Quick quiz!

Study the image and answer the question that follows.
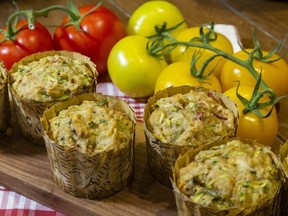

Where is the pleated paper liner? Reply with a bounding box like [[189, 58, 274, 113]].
[[8, 50, 98, 145], [40, 93, 136, 199], [143, 85, 239, 188], [0, 61, 10, 136], [279, 141, 288, 216], [172, 138, 285, 216]]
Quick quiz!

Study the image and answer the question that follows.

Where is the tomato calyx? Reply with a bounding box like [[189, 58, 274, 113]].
[[30, 1, 97, 29], [147, 22, 219, 82], [241, 31, 287, 64], [57, 1, 102, 30], [0, 7, 56, 42], [146, 21, 186, 57], [235, 72, 286, 118], [198, 23, 218, 43], [0, 10, 34, 42], [147, 23, 224, 84]]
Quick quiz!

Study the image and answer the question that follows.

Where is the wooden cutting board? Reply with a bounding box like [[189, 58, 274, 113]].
[[0, 122, 177, 216], [1, 99, 287, 216]]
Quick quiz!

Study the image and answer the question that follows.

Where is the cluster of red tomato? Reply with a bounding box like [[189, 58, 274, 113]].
[[0, 4, 126, 74]]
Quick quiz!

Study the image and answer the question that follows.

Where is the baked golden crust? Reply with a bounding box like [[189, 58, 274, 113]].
[[11, 54, 96, 102], [177, 139, 281, 209], [49, 100, 133, 153], [148, 89, 235, 147]]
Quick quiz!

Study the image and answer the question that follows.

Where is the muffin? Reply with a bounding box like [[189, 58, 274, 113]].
[[143, 85, 238, 187], [0, 61, 10, 136], [8, 50, 98, 145], [172, 138, 284, 216], [279, 141, 288, 216], [40, 93, 135, 199]]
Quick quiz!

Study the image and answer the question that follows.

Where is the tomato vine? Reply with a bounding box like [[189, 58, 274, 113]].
[[1, 1, 103, 41], [146, 22, 288, 118]]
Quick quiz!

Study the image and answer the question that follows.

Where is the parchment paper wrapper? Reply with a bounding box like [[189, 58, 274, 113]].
[[143, 85, 238, 187], [279, 141, 288, 216], [172, 138, 285, 216], [0, 62, 10, 136], [8, 50, 98, 145], [40, 93, 136, 199]]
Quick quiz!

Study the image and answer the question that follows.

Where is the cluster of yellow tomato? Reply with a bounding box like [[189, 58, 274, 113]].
[[107, 0, 288, 147]]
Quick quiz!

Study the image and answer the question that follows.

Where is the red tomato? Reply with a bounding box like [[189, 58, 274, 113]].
[[53, 5, 126, 74], [0, 20, 54, 70]]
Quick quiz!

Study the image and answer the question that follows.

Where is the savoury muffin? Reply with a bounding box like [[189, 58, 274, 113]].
[[0, 61, 10, 136], [143, 85, 238, 187], [279, 141, 288, 216], [9, 50, 98, 145], [148, 88, 235, 147], [41, 93, 135, 199], [172, 138, 284, 216]]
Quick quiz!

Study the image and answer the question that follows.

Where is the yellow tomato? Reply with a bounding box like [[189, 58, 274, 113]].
[[170, 27, 233, 79], [108, 35, 167, 98], [127, 1, 188, 37], [224, 85, 278, 147], [154, 61, 222, 93], [220, 49, 288, 97]]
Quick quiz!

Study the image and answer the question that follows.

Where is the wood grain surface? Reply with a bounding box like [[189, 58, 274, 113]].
[[0, 122, 178, 216], [0, 115, 286, 216], [0, 0, 288, 215]]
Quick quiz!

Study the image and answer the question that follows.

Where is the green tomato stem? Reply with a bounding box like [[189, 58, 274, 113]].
[[1, 1, 103, 41], [151, 39, 270, 90], [146, 22, 286, 118], [2, 5, 74, 40]]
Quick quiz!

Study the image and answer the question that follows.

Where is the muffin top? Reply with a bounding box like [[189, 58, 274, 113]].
[[10, 54, 96, 102], [148, 89, 235, 147], [177, 139, 280, 209], [49, 99, 133, 154]]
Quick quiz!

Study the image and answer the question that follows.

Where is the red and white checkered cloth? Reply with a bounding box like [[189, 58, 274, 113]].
[[96, 75, 148, 122], [0, 24, 240, 216], [0, 186, 65, 216]]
